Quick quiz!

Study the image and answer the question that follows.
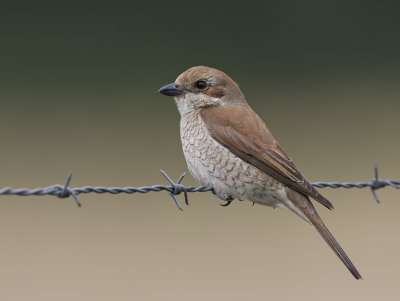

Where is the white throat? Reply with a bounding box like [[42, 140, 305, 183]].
[[174, 93, 221, 116]]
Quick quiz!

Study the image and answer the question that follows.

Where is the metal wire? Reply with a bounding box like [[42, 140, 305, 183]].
[[0, 166, 398, 210]]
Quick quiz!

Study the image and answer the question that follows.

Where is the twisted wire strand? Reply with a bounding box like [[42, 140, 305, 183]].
[[0, 167, 398, 210], [312, 180, 400, 189]]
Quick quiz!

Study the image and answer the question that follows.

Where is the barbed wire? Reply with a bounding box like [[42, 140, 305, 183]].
[[0, 166, 398, 210]]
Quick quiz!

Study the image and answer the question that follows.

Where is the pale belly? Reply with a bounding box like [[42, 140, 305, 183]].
[[180, 111, 285, 209]]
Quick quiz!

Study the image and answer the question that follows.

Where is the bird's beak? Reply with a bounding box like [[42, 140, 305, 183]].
[[158, 83, 186, 96]]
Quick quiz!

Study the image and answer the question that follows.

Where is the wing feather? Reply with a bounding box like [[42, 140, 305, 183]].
[[200, 105, 333, 209]]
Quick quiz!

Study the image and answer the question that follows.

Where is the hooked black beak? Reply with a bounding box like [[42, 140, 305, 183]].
[[158, 83, 186, 96]]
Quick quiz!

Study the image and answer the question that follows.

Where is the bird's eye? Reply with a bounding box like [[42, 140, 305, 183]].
[[195, 80, 208, 89]]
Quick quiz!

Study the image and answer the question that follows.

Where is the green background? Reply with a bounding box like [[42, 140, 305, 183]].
[[0, 1, 399, 300]]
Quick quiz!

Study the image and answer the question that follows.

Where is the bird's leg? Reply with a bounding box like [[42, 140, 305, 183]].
[[220, 196, 234, 207]]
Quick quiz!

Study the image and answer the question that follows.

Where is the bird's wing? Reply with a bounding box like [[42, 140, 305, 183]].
[[200, 105, 333, 209]]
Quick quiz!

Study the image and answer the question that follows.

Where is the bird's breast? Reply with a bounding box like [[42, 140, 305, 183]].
[[180, 110, 216, 187], [179, 110, 284, 207]]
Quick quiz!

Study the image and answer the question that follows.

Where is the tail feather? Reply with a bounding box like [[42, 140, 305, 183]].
[[286, 188, 362, 280]]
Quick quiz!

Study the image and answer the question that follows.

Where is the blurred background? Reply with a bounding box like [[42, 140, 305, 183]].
[[0, 1, 399, 300]]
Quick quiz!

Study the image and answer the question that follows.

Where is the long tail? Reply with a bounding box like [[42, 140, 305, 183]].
[[285, 187, 362, 279]]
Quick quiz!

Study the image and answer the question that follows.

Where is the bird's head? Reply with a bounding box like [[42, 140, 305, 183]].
[[158, 66, 246, 116]]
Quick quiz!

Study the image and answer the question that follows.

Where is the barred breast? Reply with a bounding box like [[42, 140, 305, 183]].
[[180, 110, 284, 208]]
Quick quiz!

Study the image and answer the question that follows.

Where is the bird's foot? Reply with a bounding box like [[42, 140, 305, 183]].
[[220, 196, 234, 207]]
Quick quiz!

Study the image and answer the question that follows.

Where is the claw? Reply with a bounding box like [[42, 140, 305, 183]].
[[220, 196, 234, 207], [220, 200, 233, 207]]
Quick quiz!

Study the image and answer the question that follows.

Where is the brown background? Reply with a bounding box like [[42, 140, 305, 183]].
[[0, 1, 399, 300]]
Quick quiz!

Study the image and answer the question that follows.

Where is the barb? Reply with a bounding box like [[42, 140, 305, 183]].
[[312, 166, 399, 203], [0, 166, 398, 209], [58, 172, 82, 207]]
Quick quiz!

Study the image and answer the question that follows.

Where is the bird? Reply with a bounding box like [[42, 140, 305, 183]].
[[158, 66, 362, 279]]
